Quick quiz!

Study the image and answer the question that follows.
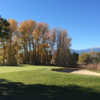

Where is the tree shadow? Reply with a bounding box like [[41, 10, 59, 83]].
[[0, 79, 99, 99], [52, 67, 81, 73]]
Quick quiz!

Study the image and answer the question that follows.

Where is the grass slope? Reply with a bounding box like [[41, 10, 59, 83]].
[[0, 65, 100, 99]]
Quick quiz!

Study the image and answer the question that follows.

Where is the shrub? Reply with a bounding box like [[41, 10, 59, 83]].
[[78, 53, 91, 65]]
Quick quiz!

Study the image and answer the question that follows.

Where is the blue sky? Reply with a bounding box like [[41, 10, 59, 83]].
[[0, 0, 100, 49]]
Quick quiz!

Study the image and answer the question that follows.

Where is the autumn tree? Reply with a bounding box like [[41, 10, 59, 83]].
[[48, 29, 56, 64], [55, 29, 71, 66], [32, 22, 49, 64], [19, 20, 36, 64], [7, 19, 18, 65]]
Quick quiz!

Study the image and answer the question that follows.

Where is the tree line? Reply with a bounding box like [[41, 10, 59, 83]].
[[78, 52, 100, 70], [79, 52, 100, 65], [0, 16, 78, 66]]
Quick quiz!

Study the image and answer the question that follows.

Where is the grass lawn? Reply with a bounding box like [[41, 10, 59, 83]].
[[0, 65, 100, 99]]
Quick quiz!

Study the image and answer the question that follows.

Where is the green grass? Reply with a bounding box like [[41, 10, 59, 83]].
[[0, 65, 100, 99]]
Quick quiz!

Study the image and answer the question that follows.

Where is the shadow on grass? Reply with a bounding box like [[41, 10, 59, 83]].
[[0, 79, 99, 100], [52, 67, 81, 73]]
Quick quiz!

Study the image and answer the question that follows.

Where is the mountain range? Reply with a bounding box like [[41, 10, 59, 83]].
[[72, 47, 100, 54]]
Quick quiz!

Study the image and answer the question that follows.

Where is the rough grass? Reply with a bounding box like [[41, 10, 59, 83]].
[[0, 65, 100, 99]]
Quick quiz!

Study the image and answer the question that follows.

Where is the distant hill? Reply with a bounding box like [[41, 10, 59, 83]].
[[72, 47, 100, 54]]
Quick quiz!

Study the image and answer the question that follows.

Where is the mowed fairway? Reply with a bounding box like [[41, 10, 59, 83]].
[[0, 65, 100, 99]]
